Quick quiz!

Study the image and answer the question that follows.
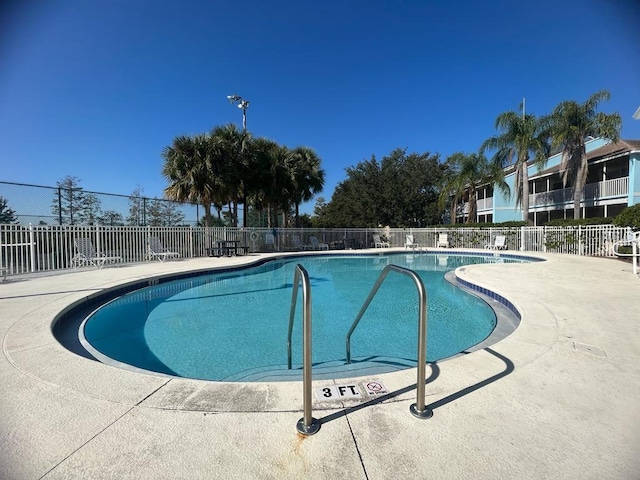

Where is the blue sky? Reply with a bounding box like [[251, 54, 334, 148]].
[[1, 0, 639, 215]]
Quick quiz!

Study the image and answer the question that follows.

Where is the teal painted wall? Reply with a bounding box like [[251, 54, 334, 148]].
[[629, 151, 640, 206], [493, 170, 521, 222]]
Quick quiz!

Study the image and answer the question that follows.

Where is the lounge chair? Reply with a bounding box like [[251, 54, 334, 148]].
[[372, 234, 390, 248], [437, 233, 449, 248], [147, 236, 180, 262], [72, 238, 123, 269], [309, 236, 329, 250], [405, 234, 422, 250], [291, 235, 304, 251], [485, 235, 507, 250]]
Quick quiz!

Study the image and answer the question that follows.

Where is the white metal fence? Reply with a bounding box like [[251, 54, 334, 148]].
[[0, 223, 633, 278]]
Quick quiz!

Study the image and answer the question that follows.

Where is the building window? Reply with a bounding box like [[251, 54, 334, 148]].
[[607, 204, 626, 217], [605, 157, 629, 180], [585, 206, 605, 218]]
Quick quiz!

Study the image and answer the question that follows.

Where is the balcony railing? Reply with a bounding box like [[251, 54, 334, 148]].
[[460, 197, 494, 214], [530, 176, 628, 207]]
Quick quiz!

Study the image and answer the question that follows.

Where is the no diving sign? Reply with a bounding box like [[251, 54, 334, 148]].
[[364, 381, 388, 396]]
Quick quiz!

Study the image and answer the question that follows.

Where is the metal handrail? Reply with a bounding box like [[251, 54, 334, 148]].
[[345, 264, 433, 419], [613, 230, 640, 275], [287, 264, 320, 435]]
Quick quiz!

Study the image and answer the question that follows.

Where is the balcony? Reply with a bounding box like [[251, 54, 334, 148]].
[[460, 197, 493, 215], [529, 177, 628, 208]]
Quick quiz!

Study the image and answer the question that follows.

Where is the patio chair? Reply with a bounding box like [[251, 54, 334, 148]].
[[72, 238, 123, 269], [405, 234, 422, 250], [309, 236, 329, 250], [437, 233, 449, 248], [372, 234, 390, 248], [147, 236, 180, 262], [291, 234, 304, 251], [485, 235, 507, 250]]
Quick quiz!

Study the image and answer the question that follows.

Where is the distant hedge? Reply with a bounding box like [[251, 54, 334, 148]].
[[437, 221, 526, 228], [543, 217, 614, 227]]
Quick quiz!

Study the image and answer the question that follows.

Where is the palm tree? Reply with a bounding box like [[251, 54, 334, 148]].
[[210, 123, 251, 227], [481, 109, 550, 223], [440, 152, 509, 224], [288, 146, 325, 227], [438, 155, 467, 224], [547, 91, 622, 219], [250, 138, 292, 227], [162, 134, 217, 227]]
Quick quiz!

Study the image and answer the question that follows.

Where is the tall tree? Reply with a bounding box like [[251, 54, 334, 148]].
[[438, 155, 467, 224], [99, 211, 124, 226], [127, 187, 145, 226], [548, 90, 622, 219], [481, 108, 549, 223], [0, 196, 18, 224], [50, 176, 99, 225], [249, 138, 292, 227], [162, 134, 216, 227], [210, 123, 251, 227], [323, 149, 444, 227], [288, 146, 325, 227], [445, 152, 509, 224]]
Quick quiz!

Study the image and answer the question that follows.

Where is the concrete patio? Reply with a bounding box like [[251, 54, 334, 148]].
[[1, 250, 639, 479]]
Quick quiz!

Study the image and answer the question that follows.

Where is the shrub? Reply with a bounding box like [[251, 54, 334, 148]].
[[614, 204, 640, 230]]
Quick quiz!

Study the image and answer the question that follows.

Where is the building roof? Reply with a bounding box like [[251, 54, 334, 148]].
[[529, 139, 640, 180], [586, 139, 640, 161]]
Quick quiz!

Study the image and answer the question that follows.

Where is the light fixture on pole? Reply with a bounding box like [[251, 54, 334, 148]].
[[227, 94, 250, 131]]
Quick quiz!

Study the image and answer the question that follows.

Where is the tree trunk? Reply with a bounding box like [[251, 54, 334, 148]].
[[573, 165, 585, 220], [203, 203, 212, 227], [450, 200, 457, 225], [468, 189, 477, 224], [521, 161, 529, 223]]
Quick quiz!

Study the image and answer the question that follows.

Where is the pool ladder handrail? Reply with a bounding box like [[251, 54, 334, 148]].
[[345, 264, 433, 419], [287, 264, 320, 435], [612, 230, 640, 275]]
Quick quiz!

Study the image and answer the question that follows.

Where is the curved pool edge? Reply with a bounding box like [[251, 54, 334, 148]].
[[3, 249, 557, 413]]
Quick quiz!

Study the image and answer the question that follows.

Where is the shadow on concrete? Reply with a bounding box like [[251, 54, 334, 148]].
[[318, 347, 513, 426]]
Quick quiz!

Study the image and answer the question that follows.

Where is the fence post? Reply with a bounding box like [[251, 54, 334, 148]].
[[189, 225, 194, 258], [29, 223, 36, 273], [57, 188, 63, 225], [520, 226, 525, 251]]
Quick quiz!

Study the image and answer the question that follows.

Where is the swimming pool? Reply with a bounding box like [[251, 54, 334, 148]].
[[80, 253, 525, 381]]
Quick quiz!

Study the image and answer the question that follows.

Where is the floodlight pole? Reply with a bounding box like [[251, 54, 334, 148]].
[[227, 94, 250, 228], [227, 94, 249, 132]]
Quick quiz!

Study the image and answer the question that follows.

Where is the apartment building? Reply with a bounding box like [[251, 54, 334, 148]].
[[471, 138, 640, 225]]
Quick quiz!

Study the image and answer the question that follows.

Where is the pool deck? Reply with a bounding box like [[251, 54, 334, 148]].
[[1, 249, 640, 479]]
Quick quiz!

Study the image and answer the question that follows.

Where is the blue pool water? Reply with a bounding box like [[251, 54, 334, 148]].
[[82, 253, 523, 381]]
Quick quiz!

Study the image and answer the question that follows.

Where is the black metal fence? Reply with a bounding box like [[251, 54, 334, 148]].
[[0, 180, 202, 226]]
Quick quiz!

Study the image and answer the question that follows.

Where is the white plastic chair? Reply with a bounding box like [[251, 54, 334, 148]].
[[147, 236, 180, 262], [437, 233, 449, 248], [405, 235, 421, 250], [309, 236, 329, 250], [373, 234, 390, 248], [72, 238, 123, 269], [485, 235, 507, 250]]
